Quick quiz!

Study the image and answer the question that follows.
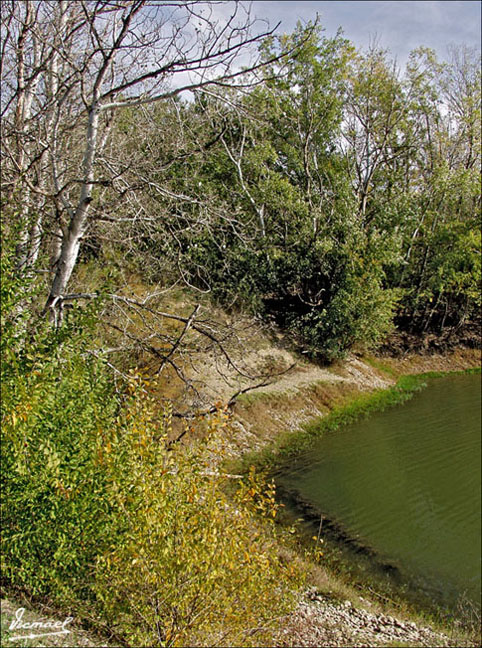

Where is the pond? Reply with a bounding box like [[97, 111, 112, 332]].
[[277, 373, 481, 609]]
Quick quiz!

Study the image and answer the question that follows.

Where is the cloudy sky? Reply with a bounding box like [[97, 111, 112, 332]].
[[250, 1, 481, 65]]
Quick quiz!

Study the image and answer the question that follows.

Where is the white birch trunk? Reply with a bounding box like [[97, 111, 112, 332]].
[[14, 1, 42, 269], [45, 105, 100, 315]]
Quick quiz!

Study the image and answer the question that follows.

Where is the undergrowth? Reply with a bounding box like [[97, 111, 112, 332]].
[[1, 249, 305, 647]]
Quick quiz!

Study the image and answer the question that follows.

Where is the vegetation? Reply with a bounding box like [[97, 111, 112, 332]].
[[1, 1, 480, 646], [2, 5, 480, 357], [235, 367, 481, 476], [1, 252, 304, 646], [105, 27, 480, 360]]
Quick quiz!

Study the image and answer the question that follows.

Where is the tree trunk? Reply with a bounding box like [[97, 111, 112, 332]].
[[44, 105, 100, 319]]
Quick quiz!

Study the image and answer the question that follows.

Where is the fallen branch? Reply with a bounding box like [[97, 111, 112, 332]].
[[168, 362, 296, 447]]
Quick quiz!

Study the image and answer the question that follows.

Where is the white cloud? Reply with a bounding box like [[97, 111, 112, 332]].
[[250, 0, 481, 65]]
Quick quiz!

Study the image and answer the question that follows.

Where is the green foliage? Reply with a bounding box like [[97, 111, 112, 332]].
[[105, 29, 479, 356], [389, 47, 482, 333], [1, 249, 304, 646], [1, 249, 119, 599], [95, 403, 303, 646], [168, 26, 398, 361]]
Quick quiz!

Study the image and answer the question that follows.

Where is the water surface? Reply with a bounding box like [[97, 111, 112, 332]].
[[278, 373, 481, 607]]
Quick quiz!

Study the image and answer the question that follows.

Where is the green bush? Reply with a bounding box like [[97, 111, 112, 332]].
[[184, 228, 396, 362], [1, 250, 304, 646], [1, 250, 119, 599]]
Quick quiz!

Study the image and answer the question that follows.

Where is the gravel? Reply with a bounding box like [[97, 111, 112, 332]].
[[275, 588, 458, 647]]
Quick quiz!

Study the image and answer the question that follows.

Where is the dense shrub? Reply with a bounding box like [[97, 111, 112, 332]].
[[1, 250, 304, 646], [1, 250, 120, 598], [94, 401, 302, 646], [184, 225, 396, 362]]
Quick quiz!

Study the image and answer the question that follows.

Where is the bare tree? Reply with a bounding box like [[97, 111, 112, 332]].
[[1, 0, 289, 320]]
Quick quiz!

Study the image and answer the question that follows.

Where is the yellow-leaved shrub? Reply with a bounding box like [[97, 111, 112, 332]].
[[2, 246, 304, 647], [94, 383, 304, 647]]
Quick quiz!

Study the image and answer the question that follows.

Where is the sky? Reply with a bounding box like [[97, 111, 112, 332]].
[[249, 0, 481, 66]]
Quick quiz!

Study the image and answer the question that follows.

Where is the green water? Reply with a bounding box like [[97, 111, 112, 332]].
[[278, 373, 481, 607]]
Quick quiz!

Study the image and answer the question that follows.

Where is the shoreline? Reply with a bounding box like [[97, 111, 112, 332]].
[[2, 345, 480, 647], [233, 364, 481, 474], [227, 352, 481, 645]]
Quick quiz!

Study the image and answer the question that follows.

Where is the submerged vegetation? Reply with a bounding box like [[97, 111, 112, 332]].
[[1, 1, 480, 645]]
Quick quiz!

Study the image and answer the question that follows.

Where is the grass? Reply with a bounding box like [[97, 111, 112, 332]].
[[363, 355, 399, 377], [0, 612, 16, 647], [234, 367, 481, 476]]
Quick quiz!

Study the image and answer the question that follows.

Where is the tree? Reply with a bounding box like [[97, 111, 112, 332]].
[[341, 45, 412, 227], [392, 46, 481, 334], [160, 25, 398, 359], [1, 0, 290, 321]]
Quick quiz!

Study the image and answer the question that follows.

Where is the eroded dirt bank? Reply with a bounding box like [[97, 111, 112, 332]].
[[222, 346, 481, 456], [215, 344, 481, 648]]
